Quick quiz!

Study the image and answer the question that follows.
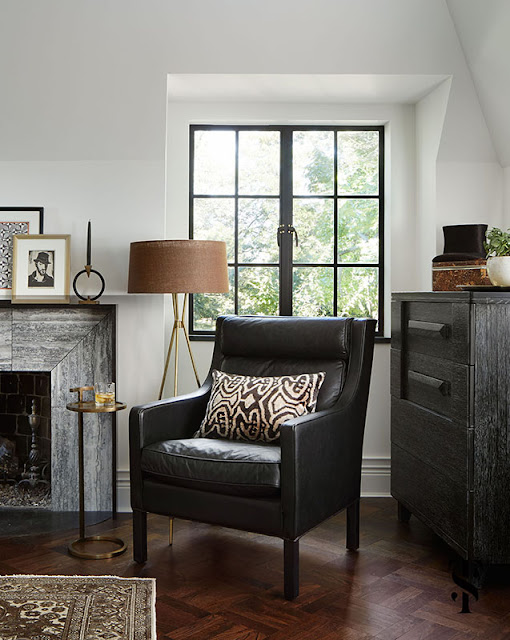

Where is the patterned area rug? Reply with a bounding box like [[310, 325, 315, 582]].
[[0, 574, 156, 639]]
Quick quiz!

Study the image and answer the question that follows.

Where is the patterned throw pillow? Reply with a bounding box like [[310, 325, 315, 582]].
[[196, 369, 326, 443]]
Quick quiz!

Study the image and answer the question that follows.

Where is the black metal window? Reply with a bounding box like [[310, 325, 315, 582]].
[[190, 125, 384, 336]]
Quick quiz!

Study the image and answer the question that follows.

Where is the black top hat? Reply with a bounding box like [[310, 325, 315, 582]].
[[432, 224, 488, 263], [34, 251, 51, 264]]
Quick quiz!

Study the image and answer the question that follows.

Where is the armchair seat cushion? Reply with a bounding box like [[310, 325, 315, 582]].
[[140, 438, 281, 497]]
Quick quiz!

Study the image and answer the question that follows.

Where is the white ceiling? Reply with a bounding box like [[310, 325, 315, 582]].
[[447, 0, 510, 167], [168, 74, 449, 105], [169, 1, 510, 169]]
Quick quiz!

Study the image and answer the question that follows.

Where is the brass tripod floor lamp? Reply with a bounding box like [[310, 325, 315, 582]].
[[128, 240, 229, 399]]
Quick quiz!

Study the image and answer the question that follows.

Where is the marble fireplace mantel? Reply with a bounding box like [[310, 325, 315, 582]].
[[0, 303, 116, 511]]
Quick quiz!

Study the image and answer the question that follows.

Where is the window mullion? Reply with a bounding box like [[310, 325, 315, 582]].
[[334, 131, 338, 316], [279, 128, 293, 316], [234, 129, 239, 315]]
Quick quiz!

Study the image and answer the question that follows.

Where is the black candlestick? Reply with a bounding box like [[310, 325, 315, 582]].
[[73, 220, 105, 304], [87, 220, 91, 266]]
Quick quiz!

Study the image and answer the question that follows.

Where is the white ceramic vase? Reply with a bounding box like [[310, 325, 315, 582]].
[[487, 256, 510, 286]]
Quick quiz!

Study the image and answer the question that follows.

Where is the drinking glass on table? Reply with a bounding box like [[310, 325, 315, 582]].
[[94, 382, 115, 406]]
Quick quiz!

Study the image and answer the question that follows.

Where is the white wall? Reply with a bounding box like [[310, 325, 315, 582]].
[[504, 168, 510, 225], [447, 0, 510, 167], [436, 163, 503, 244], [415, 80, 451, 289], [0, 0, 503, 507]]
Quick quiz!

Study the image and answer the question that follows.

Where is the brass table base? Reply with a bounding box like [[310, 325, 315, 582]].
[[68, 535, 127, 560]]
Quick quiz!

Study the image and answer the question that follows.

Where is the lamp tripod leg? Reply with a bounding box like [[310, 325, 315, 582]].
[[159, 321, 177, 401], [173, 294, 180, 397], [158, 293, 201, 399], [168, 517, 174, 546], [181, 295, 200, 387]]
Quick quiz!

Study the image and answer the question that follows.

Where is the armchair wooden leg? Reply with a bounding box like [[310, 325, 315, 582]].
[[346, 498, 360, 551], [284, 539, 299, 600], [133, 509, 147, 563], [168, 517, 174, 546]]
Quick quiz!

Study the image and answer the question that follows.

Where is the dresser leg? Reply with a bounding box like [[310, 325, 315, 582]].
[[463, 560, 487, 589], [397, 501, 412, 523]]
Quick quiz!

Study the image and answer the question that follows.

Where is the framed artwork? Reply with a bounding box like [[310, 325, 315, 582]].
[[12, 234, 70, 304], [0, 207, 44, 298]]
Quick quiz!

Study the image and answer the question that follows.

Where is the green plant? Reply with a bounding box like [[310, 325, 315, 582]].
[[485, 227, 510, 257]]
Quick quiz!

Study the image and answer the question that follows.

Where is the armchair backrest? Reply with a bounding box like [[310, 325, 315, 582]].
[[210, 316, 357, 411]]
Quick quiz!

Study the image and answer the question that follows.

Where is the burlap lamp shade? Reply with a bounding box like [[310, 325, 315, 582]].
[[128, 240, 229, 294], [128, 239, 229, 399]]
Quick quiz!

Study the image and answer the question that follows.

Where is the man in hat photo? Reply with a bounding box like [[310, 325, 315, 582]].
[[28, 250, 55, 287]]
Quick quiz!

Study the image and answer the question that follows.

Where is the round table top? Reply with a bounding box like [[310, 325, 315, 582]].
[[66, 401, 127, 414]]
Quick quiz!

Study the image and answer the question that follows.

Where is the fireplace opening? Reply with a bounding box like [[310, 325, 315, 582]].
[[0, 372, 51, 508]]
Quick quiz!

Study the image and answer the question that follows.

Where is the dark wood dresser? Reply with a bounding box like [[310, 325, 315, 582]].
[[391, 291, 510, 567]]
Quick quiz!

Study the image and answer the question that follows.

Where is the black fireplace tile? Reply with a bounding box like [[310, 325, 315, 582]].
[[1, 374, 18, 394], [39, 417, 50, 440], [19, 374, 35, 395], [40, 436, 51, 463], [6, 394, 24, 415], [0, 414, 16, 434], [17, 413, 31, 435], [41, 397, 51, 419], [35, 374, 49, 397], [14, 435, 28, 459], [0, 394, 6, 414]]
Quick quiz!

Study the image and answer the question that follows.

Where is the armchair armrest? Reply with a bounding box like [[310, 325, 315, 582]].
[[129, 385, 210, 510], [280, 397, 366, 540], [130, 385, 211, 450]]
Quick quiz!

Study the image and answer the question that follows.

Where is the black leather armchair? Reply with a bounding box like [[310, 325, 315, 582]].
[[130, 315, 376, 599]]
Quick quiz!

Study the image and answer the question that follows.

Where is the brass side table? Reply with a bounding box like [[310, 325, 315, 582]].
[[66, 386, 127, 559]]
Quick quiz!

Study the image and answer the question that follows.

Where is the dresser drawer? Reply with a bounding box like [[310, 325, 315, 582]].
[[404, 351, 470, 424], [392, 397, 470, 487], [404, 302, 471, 365], [391, 444, 469, 554]]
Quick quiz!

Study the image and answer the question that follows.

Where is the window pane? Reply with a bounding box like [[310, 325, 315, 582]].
[[238, 267, 279, 315], [238, 131, 280, 195], [338, 199, 379, 263], [293, 131, 334, 195], [194, 130, 235, 194], [338, 267, 378, 322], [337, 131, 379, 195], [238, 199, 279, 264], [293, 267, 334, 317], [293, 199, 334, 264], [193, 198, 235, 262], [193, 267, 235, 332]]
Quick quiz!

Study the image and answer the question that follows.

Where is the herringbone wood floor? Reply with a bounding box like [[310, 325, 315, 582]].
[[1, 498, 509, 639]]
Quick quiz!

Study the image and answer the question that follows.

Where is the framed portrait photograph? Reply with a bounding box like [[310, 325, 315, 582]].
[[0, 207, 44, 299], [12, 234, 70, 304]]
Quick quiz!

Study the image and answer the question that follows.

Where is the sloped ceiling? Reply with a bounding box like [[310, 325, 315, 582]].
[[447, 0, 510, 166]]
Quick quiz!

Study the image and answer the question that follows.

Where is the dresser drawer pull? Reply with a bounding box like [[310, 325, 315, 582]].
[[408, 370, 451, 396], [408, 319, 450, 338]]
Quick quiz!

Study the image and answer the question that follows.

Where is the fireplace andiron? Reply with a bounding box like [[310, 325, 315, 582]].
[[18, 400, 50, 494]]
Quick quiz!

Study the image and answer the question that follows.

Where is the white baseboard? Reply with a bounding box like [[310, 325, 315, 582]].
[[117, 470, 131, 513], [116, 457, 391, 513], [361, 457, 391, 497]]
